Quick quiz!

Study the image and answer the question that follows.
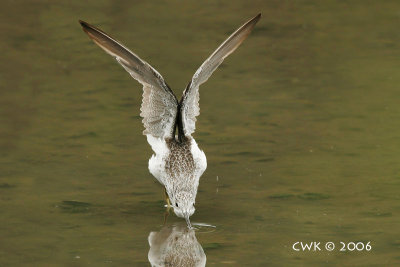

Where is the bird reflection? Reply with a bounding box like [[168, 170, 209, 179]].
[[148, 223, 206, 267]]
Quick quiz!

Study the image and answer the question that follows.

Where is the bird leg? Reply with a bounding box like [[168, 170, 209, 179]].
[[163, 208, 170, 225], [164, 187, 172, 208], [163, 188, 172, 225]]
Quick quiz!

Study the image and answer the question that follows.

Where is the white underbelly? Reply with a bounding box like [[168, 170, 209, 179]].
[[147, 135, 169, 185], [190, 138, 207, 177]]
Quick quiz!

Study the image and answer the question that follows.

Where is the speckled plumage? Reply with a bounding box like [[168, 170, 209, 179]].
[[148, 223, 206, 267], [165, 137, 195, 180], [147, 135, 206, 220], [79, 14, 260, 225]]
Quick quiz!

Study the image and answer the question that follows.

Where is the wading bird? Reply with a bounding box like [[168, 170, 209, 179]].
[[79, 13, 260, 228]]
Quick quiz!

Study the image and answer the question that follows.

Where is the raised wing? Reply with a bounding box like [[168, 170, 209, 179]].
[[180, 14, 261, 136], [79, 20, 178, 139]]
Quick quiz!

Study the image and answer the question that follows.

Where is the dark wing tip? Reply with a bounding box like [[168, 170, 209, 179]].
[[79, 20, 89, 28], [237, 14, 261, 36], [78, 20, 109, 40], [78, 20, 105, 34], [78, 20, 93, 35], [251, 13, 262, 25]]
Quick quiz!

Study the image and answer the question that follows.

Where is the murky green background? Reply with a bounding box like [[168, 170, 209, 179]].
[[1, 0, 400, 266]]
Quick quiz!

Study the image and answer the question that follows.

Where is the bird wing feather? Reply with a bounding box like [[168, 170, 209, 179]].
[[180, 14, 261, 136], [79, 20, 178, 139]]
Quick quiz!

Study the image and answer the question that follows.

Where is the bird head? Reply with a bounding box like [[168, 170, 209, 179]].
[[169, 190, 196, 227]]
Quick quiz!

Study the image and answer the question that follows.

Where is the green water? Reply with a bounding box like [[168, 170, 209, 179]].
[[1, 1, 400, 266]]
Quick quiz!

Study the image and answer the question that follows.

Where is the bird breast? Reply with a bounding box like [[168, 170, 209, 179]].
[[147, 135, 207, 186]]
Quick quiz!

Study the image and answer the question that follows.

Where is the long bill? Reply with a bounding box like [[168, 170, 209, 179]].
[[185, 216, 192, 229]]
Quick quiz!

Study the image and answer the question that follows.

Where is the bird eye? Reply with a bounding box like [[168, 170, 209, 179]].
[[175, 203, 178, 207]]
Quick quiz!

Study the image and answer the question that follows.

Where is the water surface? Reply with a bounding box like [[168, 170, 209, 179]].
[[1, 1, 400, 266]]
